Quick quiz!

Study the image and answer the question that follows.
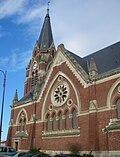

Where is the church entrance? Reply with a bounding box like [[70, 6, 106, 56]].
[[14, 141, 19, 151]]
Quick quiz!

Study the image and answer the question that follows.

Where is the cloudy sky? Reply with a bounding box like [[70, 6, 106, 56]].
[[0, 0, 120, 140]]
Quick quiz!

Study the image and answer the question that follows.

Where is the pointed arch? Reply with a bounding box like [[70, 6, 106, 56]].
[[41, 71, 81, 121], [116, 98, 120, 119], [72, 108, 78, 129], [70, 106, 78, 114], [65, 110, 69, 129], [45, 111, 51, 120], [16, 109, 28, 132], [57, 109, 63, 116], [58, 111, 62, 130], [46, 113, 50, 131], [52, 112, 56, 131], [107, 77, 120, 109], [16, 108, 28, 125]]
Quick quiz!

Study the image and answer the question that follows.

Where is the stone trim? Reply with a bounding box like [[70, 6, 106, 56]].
[[42, 128, 80, 138], [41, 71, 81, 121]]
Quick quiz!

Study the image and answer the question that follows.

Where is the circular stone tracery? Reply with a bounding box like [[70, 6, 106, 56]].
[[51, 83, 69, 107]]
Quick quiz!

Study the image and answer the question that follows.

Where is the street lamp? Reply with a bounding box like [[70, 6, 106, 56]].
[[0, 70, 7, 144]]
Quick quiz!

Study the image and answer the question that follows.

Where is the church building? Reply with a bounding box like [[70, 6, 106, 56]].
[[6, 8, 120, 156]]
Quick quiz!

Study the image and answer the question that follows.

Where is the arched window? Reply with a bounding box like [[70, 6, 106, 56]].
[[52, 113, 56, 131], [116, 98, 120, 119], [47, 114, 50, 131], [58, 112, 62, 130], [35, 70, 38, 85], [19, 119, 22, 131], [32, 72, 34, 87], [72, 109, 77, 129], [65, 110, 69, 129], [23, 118, 26, 131], [18, 111, 26, 132]]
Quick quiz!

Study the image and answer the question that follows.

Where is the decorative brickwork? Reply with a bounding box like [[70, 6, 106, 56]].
[[6, 9, 120, 157]]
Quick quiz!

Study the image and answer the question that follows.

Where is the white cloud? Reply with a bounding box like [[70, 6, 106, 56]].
[[0, 0, 120, 56], [16, 4, 45, 24], [51, 0, 120, 55], [0, 0, 28, 19], [0, 50, 31, 72]]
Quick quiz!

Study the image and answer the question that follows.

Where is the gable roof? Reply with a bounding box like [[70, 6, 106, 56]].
[[66, 50, 88, 74], [64, 41, 120, 76], [84, 41, 120, 74], [14, 41, 120, 106]]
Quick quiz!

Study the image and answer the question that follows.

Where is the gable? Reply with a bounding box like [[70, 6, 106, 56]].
[[38, 44, 89, 103], [41, 71, 81, 121]]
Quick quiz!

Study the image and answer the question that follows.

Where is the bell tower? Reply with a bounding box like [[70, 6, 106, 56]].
[[24, 8, 56, 95]]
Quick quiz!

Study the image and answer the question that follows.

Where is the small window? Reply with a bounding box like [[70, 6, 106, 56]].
[[116, 98, 120, 119], [35, 70, 38, 85], [58, 112, 62, 130], [52, 113, 56, 131], [72, 109, 77, 129], [65, 111, 69, 129], [47, 115, 50, 131]]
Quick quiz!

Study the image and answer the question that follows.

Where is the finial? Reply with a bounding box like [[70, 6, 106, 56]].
[[12, 89, 18, 106], [47, 0, 50, 15], [14, 89, 18, 101]]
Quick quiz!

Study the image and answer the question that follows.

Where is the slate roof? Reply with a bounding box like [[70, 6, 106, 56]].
[[66, 41, 120, 76], [66, 50, 88, 74], [15, 81, 43, 105], [17, 90, 34, 105], [38, 9, 54, 51], [84, 41, 120, 75]]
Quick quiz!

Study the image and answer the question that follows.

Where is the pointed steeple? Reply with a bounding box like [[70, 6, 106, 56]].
[[12, 89, 18, 106], [38, 7, 54, 51]]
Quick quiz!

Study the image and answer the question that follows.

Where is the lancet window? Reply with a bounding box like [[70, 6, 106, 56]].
[[47, 114, 50, 131], [52, 113, 56, 131], [72, 109, 77, 129], [31, 70, 38, 87], [58, 112, 62, 130], [18, 111, 26, 132], [45, 109, 78, 132], [65, 110, 69, 129], [116, 98, 120, 119]]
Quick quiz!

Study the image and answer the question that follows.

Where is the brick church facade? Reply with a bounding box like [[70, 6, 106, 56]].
[[6, 8, 120, 156]]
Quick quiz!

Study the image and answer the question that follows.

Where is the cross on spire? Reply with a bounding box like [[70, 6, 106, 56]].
[[47, 1, 50, 14]]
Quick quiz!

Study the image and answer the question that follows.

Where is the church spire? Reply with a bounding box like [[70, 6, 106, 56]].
[[24, 3, 56, 95], [12, 89, 18, 106], [38, 3, 54, 51]]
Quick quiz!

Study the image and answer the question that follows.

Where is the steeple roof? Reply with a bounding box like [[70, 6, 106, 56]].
[[38, 8, 54, 51], [13, 89, 18, 102]]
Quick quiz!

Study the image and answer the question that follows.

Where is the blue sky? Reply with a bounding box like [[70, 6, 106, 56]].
[[0, 0, 120, 141]]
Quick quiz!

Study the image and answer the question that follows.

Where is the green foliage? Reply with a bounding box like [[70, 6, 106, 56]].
[[69, 144, 80, 154], [29, 148, 51, 157], [82, 153, 94, 157], [29, 147, 41, 153]]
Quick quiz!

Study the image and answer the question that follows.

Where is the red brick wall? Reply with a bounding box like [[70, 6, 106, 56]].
[[6, 62, 120, 152]]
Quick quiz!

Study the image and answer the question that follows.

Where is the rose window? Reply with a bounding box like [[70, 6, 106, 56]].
[[52, 83, 69, 106]]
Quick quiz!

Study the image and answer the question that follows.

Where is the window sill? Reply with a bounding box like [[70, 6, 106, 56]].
[[42, 128, 80, 138], [13, 131, 28, 138], [103, 119, 120, 132]]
